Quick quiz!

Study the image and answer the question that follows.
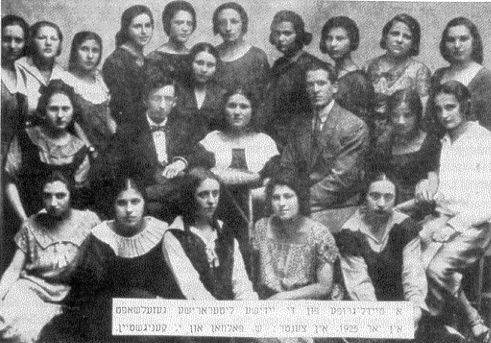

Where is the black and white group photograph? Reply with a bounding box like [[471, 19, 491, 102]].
[[0, 0, 490, 342]]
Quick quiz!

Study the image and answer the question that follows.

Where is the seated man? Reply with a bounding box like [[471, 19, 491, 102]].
[[416, 81, 491, 342], [280, 61, 369, 213]]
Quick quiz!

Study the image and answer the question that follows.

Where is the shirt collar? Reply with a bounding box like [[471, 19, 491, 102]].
[[316, 100, 335, 124], [146, 113, 168, 128]]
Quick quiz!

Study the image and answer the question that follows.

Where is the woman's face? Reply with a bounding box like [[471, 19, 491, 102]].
[[217, 8, 244, 43], [390, 102, 417, 136], [75, 39, 101, 72], [271, 185, 299, 221], [445, 25, 473, 64], [385, 21, 413, 58], [42, 180, 70, 218], [195, 178, 220, 221], [34, 25, 60, 61], [434, 92, 465, 131], [2, 24, 26, 64], [366, 179, 396, 219], [114, 188, 145, 232], [325, 26, 352, 60], [45, 93, 74, 132], [192, 51, 217, 84], [271, 21, 298, 56], [127, 13, 153, 48], [225, 93, 252, 130], [169, 10, 194, 44]]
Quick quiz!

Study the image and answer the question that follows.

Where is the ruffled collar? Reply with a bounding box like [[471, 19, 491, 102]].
[[15, 56, 68, 86], [67, 70, 110, 104], [27, 126, 86, 161], [92, 216, 168, 258]]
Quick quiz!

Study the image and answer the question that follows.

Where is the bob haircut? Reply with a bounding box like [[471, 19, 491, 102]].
[[68, 31, 103, 72], [387, 88, 423, 131], [179, 167, 221, 226], [320, 16, 360, 54], [27, 21, 63, 57], [269, 10, 312, 48], [365, 172, 399, 205], [115, 5, 154, 47], [265, 169, 310, 217], [439, 17, 483, 64], [162, 1, 196, 36], [212, 2, 248, 36], [2, 14, 30, 58], [380, 13, 420, 57], [336, 70, 375, 122], [305, 60, 337, 83], [36, 79, 81, 126], [222, 87, 259, 133], [427, 80, 473, 130]]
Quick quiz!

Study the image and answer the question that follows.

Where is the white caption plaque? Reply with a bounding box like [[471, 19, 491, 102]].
[[113, 299, 414, 339]]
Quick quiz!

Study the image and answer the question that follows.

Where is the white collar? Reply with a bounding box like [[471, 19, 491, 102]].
[[316, 100, 335, 124], [15, 56, 67, 86], [147, 113, 168, 128]]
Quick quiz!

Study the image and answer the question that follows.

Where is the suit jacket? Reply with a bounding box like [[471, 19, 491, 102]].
[[281, 102, 369, 211]]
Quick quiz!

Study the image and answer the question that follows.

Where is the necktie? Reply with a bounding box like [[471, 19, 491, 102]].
[[229, 148, 248, 170], [150, 125, 165, 133]]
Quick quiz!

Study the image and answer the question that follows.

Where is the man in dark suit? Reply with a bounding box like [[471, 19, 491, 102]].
[[281, 61, 369, 212]]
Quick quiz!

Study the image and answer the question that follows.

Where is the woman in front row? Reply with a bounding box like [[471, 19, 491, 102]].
[[335, 173, 427, 339]]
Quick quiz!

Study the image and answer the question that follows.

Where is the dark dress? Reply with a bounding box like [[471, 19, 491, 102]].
[[145, 50, 191, 84], [262, 50, 325, 149], [102, 47, 147, 127], [370, 132, 441, 203], [215, 46, 270, 103], [42, 218, 185, 343]]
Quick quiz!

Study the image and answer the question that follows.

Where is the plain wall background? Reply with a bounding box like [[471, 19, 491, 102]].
[[2, 1, 491, 72]]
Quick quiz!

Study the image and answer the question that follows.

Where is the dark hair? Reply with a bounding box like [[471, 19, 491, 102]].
[[41, 170, 73, 197], [115, 5, 154, 47], [143, 75, 175, 101], [380, 14, 420, 57], [68, 31, 102, 72], [36, 79, 81, 127], [265, 169, 310, 217], [427, 80, 473, 130], [111, 177, 146, 218], [320, 16, 359, 54], [387, 88, 423, 132], [365, 172, 398, 204], [162, 1, 196, 36], [27, 21, 63, 57], [269, 10, 312, 48], [439, 17, 483, 64], [179, 167, 221, 226], [213, 2, 248, 36], [2, 14, 30, 58], [336, 70, 375, 122], [305, 61, 337, 83], [188, 42, 220, 83], [222, 87, 259, 133]]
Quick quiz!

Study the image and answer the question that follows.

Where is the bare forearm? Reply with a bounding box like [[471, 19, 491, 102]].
[[277, 283, 331, 300], [211, 168, 261, 186], [5, 182, 27, 221]]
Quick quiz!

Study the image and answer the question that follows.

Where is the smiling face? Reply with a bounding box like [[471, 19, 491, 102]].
[[42, 180, 70, 218], [192, 50, 217, 84], [217, 8, 243, 43], [195, 178, 220, 221], [366, 179, 396, 220], [114, 188, 145, 233], [225, 93, 252, 131], [169, 10, 194, 44], [45, 93, 74, 133], [33, 25, 60, 61], [127, 13, 153, 48], [271, 21, 298, 56], [271, 184, 300, 221], [385, 21, 413, 58], [75, 39, 101, 72], [434, 92, 465, 131], [325, 26, 352, 60], [2, 24, 26, 64], [445, 25, 473, 64]]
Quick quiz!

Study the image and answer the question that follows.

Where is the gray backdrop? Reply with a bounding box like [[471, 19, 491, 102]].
[[2, 0, 491, 71]]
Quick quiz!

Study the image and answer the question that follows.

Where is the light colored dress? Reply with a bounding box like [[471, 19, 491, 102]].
[[0, 209, 100, 343]]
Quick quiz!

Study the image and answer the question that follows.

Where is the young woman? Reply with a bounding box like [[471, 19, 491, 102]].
[[163, 167, 257, 301], [46, 177, 184, 343], [1, 15, 28, 162], [335, 173, 426, 333], [370, 89, 441, 204], [4, 80, 91, 223], [102, 5, 154, 127], [365, 14, 431, 138], [263, 10, 324, 149], [0, 171, 100, 343], [320, 16, 360, 78], [176, 42, 227, 137], [430, 17, 491, 131], [213, 2, 269, 102], [146, 0, 196, 84], [68, 31, 116, 155]]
